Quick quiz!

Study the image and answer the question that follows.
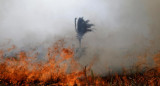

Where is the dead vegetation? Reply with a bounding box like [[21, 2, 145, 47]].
[[0, 40, 160, 86]]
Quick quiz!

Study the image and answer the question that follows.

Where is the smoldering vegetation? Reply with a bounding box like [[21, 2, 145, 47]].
[[0, 0, 160, 75]]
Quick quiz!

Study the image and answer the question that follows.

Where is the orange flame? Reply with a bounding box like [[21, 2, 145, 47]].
[[0, 40, 160, 85]]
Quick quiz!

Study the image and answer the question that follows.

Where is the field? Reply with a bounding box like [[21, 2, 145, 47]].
[[0, 40, 160, 86]]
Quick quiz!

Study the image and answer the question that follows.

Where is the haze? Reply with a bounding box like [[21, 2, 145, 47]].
[[0, 0, 160, 75]]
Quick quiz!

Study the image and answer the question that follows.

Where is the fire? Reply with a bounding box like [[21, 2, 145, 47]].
[[0, 40, 82, 85], [0, 40, 160, 85]]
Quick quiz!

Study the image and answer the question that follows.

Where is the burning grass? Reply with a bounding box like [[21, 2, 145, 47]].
[[0, 40, 160, 86]]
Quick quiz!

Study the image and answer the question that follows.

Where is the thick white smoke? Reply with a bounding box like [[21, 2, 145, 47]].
[[0, 0, 160, 75]]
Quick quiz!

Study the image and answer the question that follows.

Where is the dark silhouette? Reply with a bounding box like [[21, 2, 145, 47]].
[[75, 17, 94, 48]]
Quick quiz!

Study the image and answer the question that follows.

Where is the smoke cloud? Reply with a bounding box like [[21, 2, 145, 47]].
[[0, 0, 160, 75]]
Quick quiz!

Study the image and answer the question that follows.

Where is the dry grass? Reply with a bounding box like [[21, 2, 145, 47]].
[[0, 40, 160, 86]]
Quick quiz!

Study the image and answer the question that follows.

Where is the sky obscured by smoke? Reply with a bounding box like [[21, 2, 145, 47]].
[[0, 0, 160, 75]]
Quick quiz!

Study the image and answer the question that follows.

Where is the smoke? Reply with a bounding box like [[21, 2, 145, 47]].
[[0, 0, 160, 75]]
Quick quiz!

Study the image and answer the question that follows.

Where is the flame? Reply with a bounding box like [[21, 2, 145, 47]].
[[0, 40, 160, 85]]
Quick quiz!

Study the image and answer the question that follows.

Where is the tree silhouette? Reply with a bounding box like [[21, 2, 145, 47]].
[[75, 17, 94, 48]]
